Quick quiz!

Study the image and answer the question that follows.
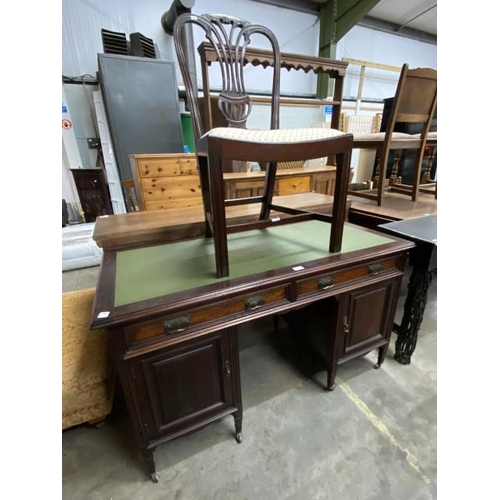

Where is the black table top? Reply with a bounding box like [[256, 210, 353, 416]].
[[378, 214, 437, 246]]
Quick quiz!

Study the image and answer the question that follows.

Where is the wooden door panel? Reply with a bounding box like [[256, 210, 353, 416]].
[[146, 343, 224, 428], [312, 173, 335, 195], [344, 281, 395, 355], [130, 332, 235, 440]]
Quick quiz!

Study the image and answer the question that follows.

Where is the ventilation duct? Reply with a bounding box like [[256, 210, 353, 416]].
[[130, 32, 157, 58], [161, 0, 195, 35], [101, 29, 129, 55]]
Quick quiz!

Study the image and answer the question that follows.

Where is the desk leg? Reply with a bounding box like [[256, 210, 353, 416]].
[[326, 362, 338, 391], [395, 245, 436, 365], [375, 344, 389, 369], [234, 411, 243, 443], [140, 448, 159, 483]]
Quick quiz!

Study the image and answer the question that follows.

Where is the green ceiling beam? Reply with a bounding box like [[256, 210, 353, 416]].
[[336, 0, 381, 40], [317, 0, 381, 98], [317, 0, 338, 98]]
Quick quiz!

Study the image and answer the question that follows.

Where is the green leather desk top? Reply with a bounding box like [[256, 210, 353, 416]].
[[114, 221, 395, 307]]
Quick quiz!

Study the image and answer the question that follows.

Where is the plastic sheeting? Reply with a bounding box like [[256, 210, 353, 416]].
[[62, 223, 103, 271]]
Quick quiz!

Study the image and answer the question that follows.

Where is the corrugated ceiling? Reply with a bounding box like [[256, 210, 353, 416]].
[[254, 1, 437, 39], [367, 0, 436, 35]]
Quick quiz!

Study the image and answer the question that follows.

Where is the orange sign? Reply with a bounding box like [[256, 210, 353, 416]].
[[62, 119, 72, 130]]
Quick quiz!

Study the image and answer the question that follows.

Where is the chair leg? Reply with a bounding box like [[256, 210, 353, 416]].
[[197, 155, 214, 237], [411, 147, 426, 202], [329, 150, 350, 252], [420, 150, 432, 184], [372, 155, 380, 189], [259, 161, 278, 220], [389, 150, 402, 185], [377, 147, 390, 206], [208, 156, 230, 278]]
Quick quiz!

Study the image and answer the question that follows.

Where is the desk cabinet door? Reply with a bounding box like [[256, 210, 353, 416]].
[[127, 329, 240, 442], [337, 278, 399, 359]]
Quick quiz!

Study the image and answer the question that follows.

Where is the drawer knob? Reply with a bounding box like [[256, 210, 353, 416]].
[[244, 295, 264, 310], [318, 276, 335, 290], [164, 315, 190, 333], [224, 360, 231, 377], [368, 263, 383, 275], [343, 316, 349, 334]]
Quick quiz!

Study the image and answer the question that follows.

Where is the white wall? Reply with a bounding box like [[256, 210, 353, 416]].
[[62, 0, 436, 105], [62, 0, 320, 96], [62, 0, 436, 180], [338, 25, 437, 102], [192, 0, 320, 96]]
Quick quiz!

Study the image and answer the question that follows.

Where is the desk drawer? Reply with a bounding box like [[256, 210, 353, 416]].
[[126, 284, 290, 346], [179, 158, 198, 174], [278, 176, 311, 195], [226, 180, 266, 199], [141, 175, 202, 202], [297, 258, 397, 299], [137, 158, 180, 177], [145, 197, 203, 210]]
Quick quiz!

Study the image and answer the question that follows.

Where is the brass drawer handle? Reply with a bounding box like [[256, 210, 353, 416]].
[[244, 295, 265, 310], [164, 316, 190, 333], [368, 263, 383, 275], [318, 276, 335, 290]]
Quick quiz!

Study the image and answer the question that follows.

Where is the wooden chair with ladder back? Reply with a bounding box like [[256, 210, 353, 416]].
[[347, 64, 437, 206], [173, 12, 353, 278]]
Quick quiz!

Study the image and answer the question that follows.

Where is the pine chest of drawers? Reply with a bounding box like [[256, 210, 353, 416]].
[[130, 153, 201, 211]]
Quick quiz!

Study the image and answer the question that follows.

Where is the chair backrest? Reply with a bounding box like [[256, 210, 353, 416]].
[[173, 13, 281, 143], [385, 64, 437, 141]]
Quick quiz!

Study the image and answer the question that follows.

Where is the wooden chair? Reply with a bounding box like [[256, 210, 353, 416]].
[[121, 179, 140, 212], [347, 64, 437, 206], [173, 13, 353, 278]]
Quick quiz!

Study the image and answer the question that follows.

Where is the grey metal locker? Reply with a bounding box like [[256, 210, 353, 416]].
[[97, 53, 184, 180]]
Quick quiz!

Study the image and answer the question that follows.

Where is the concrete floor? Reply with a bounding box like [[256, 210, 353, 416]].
[[62, 263, 437, 500]]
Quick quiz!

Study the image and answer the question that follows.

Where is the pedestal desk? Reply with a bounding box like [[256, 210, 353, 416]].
[[90, 220, 414, 481]]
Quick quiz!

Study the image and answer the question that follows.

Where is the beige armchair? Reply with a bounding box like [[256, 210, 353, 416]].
[[62, 288, 114, 430]]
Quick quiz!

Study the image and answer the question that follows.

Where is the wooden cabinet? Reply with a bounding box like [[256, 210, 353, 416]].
[[335, 278, 399, 365], [130, 153, 201, 211], [226, 178, 265, 199], [224, 166, 337, 200], [312, 171, 337, 195], [130, 154, 338, 211], [281, 269, 401, 390], [111, 326, 241, 481], [70, 168, 113, 222]]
